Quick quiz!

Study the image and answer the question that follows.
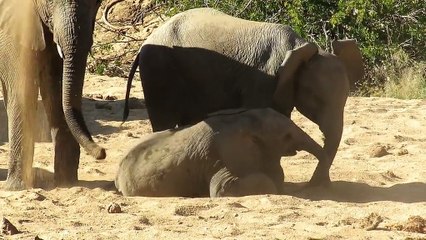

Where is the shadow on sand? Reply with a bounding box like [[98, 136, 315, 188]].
[[33, 167, 116, 191], [2, 167, 424, 204], [0, 168, 7, 181], [283, 180, 426, 203], [77, 180, 116, 191], [65, 179, 426, 202], [0, 97, 149, 145]]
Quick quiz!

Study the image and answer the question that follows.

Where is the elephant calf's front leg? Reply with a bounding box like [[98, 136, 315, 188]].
[[209, 168, 277, 197]]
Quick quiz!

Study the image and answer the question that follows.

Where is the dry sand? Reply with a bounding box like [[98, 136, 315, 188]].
[[1, 74, 425, 239], [1, 1, 425, 238]]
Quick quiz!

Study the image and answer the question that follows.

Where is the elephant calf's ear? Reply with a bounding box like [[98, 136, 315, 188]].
[[0, 0, 46, 50], [332, 40, 364, 91], [273, 42, 318, 116]]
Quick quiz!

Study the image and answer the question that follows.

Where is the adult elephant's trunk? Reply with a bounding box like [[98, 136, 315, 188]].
[[62, 52, 105, 159], [58, 10, 106, 160]]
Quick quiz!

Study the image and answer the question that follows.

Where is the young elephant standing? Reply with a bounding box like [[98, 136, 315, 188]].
[[115, 108, 328, 197]]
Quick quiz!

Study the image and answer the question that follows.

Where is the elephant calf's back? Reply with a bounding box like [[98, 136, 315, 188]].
[[115, 127, 212, 197]]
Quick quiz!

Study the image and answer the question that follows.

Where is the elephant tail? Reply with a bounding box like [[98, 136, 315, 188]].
[[123, 52, 140, 123]]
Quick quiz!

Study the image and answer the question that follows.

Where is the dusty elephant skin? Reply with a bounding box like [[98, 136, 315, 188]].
[[123, 8, 365, 185], [115, 108, 328, 197], [0, 0, 105, 190]]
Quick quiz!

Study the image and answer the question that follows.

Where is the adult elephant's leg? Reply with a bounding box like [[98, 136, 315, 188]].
[[39, 53, 80, 186], [210, 167, 277, 197], [5, 73, 38, 190]]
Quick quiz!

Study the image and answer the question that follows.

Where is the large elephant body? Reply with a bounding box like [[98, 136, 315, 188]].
[[124, 8, 364, 184], [115, 108, 327, 197], [0, 0, 105, 190]]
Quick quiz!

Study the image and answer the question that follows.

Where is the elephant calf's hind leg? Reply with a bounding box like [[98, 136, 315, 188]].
[[210, 168, 277, 197]]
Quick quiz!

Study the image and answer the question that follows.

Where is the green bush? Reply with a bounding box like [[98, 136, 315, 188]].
[[160, 0, 425, 98], [371, 50, 426, 99]]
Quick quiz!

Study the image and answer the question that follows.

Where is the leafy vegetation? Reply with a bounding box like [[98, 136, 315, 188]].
[[372, 50, 426, 99], [160, 0, 425, 98]]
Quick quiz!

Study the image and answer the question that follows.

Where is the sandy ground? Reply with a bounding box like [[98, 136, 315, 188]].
[[1, 2, 426, 239], [1, 74, 425, 239]]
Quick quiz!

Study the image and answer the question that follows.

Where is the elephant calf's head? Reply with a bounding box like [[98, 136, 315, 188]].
[[274, 40, 364, 163]]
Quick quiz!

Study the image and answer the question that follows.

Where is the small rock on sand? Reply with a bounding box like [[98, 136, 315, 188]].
[[369, 144, 389, 158], [107, 202, 122, 213]]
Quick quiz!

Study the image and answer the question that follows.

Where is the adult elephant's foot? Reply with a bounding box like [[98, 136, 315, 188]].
[[4, 177, 26, 191], [52, 128, 80, 187], [54, 168, 78, 187]]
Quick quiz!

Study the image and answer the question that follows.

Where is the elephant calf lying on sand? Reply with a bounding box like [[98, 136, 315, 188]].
[[115, 108, 328, 197]]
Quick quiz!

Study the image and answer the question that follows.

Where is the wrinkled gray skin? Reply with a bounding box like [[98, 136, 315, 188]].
[[115, 108, 328, 197], [124, 8, 364, 185], [0, 0, 105, 190]]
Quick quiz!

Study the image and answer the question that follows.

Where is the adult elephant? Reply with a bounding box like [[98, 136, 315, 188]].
[[124, 8, 364, 184], [0, 0, 105, 190]]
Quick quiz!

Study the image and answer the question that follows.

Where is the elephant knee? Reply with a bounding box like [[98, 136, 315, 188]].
[[210, 169, 277, 197], [237, 173, 278, 196]]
